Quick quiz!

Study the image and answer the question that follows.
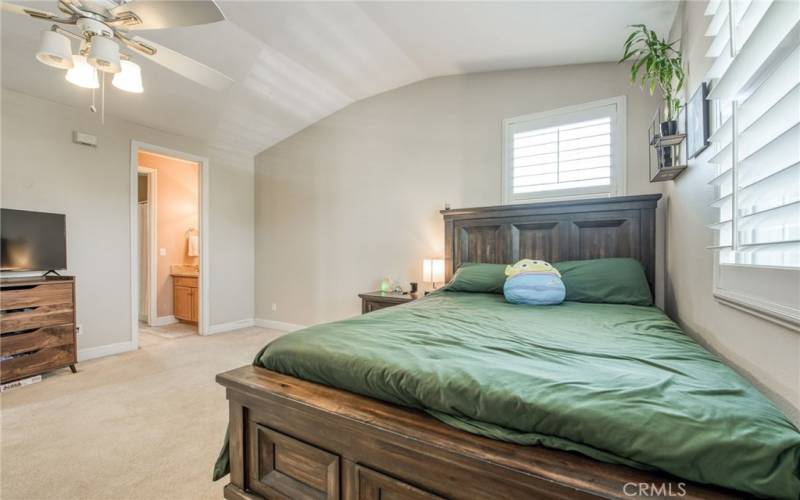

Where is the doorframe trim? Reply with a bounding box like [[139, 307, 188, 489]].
[[137, 166, 158, 326], [130, 140, 210, 349]]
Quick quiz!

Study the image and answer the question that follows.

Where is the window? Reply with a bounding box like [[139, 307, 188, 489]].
[[502, 97, 626, 203], [705, 0, 800, 327]]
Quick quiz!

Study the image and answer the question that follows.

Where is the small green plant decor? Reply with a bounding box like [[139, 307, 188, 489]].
[[620, 24, 685, 134]]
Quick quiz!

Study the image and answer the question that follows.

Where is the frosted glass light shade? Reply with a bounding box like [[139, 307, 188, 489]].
[[112, 60, 143, 93], [36, 30, 73, 69], [65, 55, 99, 89], [422, 259, 445, 284], [88, 35, 121, 74]]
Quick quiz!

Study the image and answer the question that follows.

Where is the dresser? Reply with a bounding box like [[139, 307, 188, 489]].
[[0, 276, 77, 383]]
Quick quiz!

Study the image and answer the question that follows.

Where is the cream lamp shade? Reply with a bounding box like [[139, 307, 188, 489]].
[[422, 259, 445, 287], [88, 35, 121, 74], [112, 60, 144, 93], [65, 55, 99, 89], [36, 30, 74, 69]]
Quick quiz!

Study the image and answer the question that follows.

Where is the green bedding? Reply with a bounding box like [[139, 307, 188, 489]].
[[215, 292, 800, 498]]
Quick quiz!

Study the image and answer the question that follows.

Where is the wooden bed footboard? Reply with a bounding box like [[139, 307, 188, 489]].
[[217, 366, 739, 500]]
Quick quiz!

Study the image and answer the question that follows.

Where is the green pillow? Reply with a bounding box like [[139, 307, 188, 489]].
[[554, 258, 652, 306], [444, 263, 507, 293]]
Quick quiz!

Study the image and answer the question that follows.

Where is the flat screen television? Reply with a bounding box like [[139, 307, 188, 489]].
[[1, 208, 67, 272]]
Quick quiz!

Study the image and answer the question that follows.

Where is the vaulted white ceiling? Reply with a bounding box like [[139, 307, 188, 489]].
[[1, 1, 679, 158]]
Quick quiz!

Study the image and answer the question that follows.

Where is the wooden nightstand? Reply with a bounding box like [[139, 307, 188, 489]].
[[358, 291, 421, 314]]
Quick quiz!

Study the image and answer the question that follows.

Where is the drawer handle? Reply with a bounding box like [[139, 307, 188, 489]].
[[3, 285, 39, 292], [1, 305, 43, 315], [1, 327, 40, 337], [0, 350, 37, 362]]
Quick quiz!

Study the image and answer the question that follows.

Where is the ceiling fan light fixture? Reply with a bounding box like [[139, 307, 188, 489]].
[[87, 35, 121, 74], [65, 55, 99, 89], [112, 60, 143, 93], [36, 29, 73, 69]]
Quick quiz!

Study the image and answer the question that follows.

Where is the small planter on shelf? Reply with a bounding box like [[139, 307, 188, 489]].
[[649, 104, 687, 182]]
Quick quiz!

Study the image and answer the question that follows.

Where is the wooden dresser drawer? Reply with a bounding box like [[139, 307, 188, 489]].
[[359, 292, 418, 315], [0, 304, 73, 334], [0, 283, 73, 311], [364, 301, 393, 313], [354, 465, 443, 500], [0, 344, 75, 383], [174, 276, 198, 288], [1, 325, 74, 357], [248, 423, 340, 499]]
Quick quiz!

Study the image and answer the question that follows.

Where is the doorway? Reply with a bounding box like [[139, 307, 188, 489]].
[[130, 141, 209, 349]]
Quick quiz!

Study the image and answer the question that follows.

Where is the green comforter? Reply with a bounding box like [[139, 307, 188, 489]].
[[217, 291, 800, 498]]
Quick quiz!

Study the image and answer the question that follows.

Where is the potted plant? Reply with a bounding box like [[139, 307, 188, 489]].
[[620, 24, 685, 137]]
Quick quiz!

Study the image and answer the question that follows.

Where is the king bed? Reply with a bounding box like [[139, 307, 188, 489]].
[[214, 195, 800, 500]]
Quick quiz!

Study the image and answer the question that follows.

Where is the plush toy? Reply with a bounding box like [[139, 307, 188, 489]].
[[504, 259, 561, 278], [503, 259, 565, 305]]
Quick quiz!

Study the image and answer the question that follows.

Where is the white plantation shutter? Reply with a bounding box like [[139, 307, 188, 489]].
[[704, 0, 800, 327], [503, 97, 625, 202]]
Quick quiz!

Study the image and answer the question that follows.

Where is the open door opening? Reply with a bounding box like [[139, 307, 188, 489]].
[[131, 142, 209, 349]]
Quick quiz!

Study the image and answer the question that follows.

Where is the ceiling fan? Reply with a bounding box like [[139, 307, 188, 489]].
[[1, 0, 234, 93]]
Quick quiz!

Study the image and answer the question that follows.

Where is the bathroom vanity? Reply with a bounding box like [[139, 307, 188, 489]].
[[171, 267, 198, 324]]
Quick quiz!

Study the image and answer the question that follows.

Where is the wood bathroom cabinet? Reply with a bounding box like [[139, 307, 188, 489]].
[[173, 276, 198, 324]]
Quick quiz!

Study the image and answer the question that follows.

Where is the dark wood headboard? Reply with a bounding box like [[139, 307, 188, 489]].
[[441, 194, 661, 292]]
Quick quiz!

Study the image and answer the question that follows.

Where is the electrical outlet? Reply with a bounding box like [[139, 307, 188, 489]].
[[271, 303, 277, 312], [159, 248, 167, 257], [76, 324, 82, 336]]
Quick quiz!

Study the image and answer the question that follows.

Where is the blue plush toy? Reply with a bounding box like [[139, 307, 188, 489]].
[[503, 259, 565, 305]]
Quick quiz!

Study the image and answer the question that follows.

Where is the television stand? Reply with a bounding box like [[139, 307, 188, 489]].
[[0, 275, 78, 383], [42, 270, 62, 277]]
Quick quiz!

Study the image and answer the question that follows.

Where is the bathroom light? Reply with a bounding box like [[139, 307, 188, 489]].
[[36, 30, 73, 69], [65, 55, 99, 89], [112, 60, 144, 93], [87, 35, 121, 74]]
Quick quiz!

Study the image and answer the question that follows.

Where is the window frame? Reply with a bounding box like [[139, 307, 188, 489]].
[[704, 0, 800, 330], [709, 95, 800, 330], [501, 96, 627, 205]]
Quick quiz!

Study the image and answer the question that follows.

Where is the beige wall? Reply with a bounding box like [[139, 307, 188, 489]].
[[664, 1, 799, 422], [1, 89, 255, 353], [138, 151, 199, 318], [254, 63, 663, 327]]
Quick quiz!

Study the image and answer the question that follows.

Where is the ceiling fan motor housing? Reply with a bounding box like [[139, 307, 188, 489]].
[[76, 17, 113, 39]]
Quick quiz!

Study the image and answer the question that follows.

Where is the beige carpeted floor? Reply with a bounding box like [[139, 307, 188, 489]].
[[1, 326, 286, 500]]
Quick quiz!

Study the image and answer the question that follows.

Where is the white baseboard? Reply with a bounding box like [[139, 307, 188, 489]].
[[150, 315, 177, 327], [206, 318, 255, 335], [255, 318, 305, 332], [78, 341, 136, 362]]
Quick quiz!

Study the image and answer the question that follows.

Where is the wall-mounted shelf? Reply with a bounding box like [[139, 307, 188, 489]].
[[651, 165, 687, 181], [648, 106, 687, 182], [650, 133, 686, 148]]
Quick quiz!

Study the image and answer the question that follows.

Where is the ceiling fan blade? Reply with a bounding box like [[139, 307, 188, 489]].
[[1, 2, 60, 20], [111, 1, 225, 30], [132, 36, 233, 91]]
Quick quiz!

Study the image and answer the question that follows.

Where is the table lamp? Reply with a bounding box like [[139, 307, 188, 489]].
[[422, 259, 445, 289]]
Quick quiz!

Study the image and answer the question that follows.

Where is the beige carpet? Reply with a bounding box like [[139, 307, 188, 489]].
[[1, 326, 286, 500]]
